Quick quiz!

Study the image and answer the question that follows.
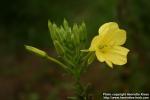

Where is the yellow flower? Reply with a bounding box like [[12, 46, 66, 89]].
[[89, 22, 129, 68]]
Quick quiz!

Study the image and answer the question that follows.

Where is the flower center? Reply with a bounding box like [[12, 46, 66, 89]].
[[98, 45, 107, 49], [98, 45, 108, 53]]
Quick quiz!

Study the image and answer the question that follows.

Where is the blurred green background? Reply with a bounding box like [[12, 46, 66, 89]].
[[0, 0, 150, 99]]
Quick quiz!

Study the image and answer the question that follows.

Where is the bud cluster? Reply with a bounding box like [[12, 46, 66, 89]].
[[48, 19, 95, 74]]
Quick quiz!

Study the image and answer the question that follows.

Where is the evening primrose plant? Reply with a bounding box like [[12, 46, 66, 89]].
[[25, 20, 129, 100]]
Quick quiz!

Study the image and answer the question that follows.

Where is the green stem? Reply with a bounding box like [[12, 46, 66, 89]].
[[73, 68, 84, 100], [73, 68, 92, 100], [46, 55, 72, 73]]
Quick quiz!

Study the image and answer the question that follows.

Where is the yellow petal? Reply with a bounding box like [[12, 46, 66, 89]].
[[99, 22, 119, 35], [103, 46, 129, 65], [89, 35, 101, 51], [98, 22, 126, 46], [95, 50, 105, 62], [96, 50, 113, 68], [105, 60, 113, 68]]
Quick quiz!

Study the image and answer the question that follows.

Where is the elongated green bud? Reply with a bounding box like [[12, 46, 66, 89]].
[[79, 22, 87, 42], [63, 19, 69, 31], [48, 20, 62, 43], [63, 19, 72, 42], [48, 20, 56, 41], [48, 20, 52, 30], [25, 45, 71, 72], [54, 41, 65, 56], [73, 24, 80, 45], [52, 24, 60, 41], [25, 45, 47, 57]]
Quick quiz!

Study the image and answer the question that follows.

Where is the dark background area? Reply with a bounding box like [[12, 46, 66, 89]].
[[0, 0, 150, 99]]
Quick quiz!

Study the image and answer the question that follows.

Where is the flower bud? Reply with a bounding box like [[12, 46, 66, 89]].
[[25, 45, 47, 57], [54, 40, 65, 56]]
